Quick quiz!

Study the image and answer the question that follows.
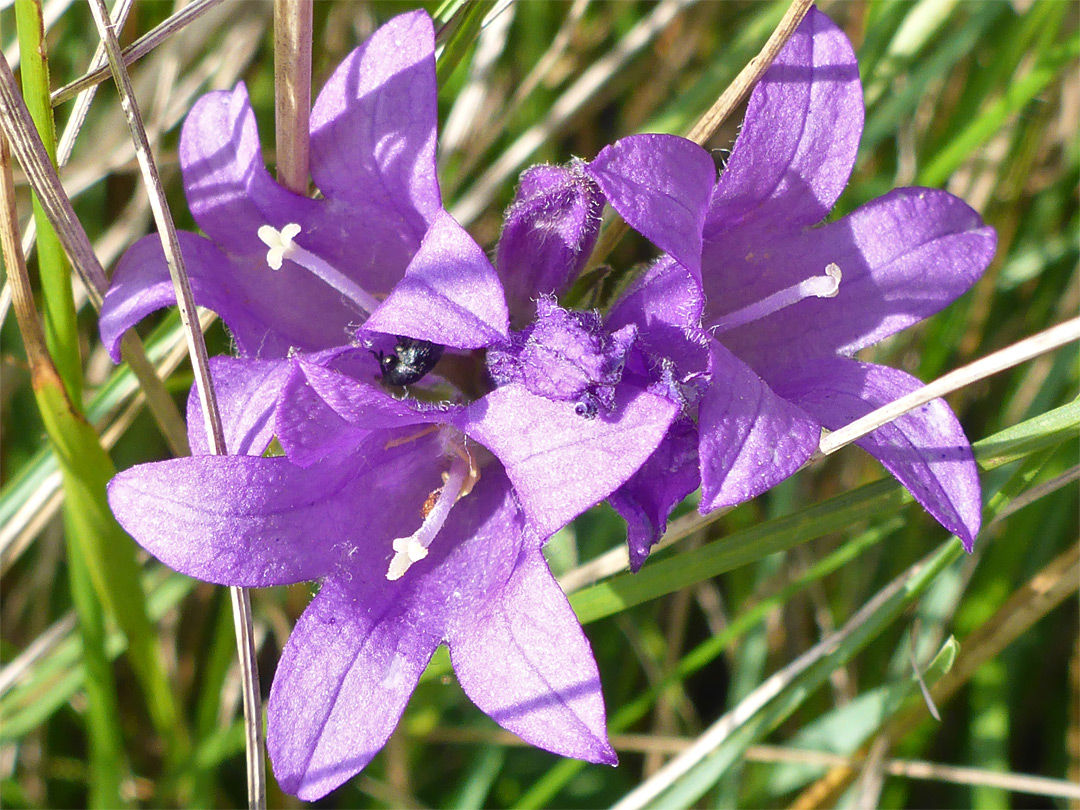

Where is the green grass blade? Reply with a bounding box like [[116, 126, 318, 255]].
[[917, 37, 1079, 188], [435, 1, 496, 87], [33, 382, 190, 770], [61, 528, 128, 808], [13, 0, 82, 402]]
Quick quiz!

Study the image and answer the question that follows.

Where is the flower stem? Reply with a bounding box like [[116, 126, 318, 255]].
[[13, 0, 82, 401], [273, 0, 312, 194]]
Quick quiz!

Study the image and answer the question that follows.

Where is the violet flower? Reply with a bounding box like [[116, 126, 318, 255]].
[[101, 9, 719, 798], [605, 7, 996, 567]]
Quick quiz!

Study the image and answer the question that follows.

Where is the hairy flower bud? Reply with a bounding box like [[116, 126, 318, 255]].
[[496, 161, 603, 327]]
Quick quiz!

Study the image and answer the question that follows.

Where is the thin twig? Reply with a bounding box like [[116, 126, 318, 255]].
[[817, 317, 1080, 457], [82, 1, 265, 807], [684, 0, 814, 145], [273, 0, 311, 194], [51, 0, 228, 105], [611, 546, 944, 810]]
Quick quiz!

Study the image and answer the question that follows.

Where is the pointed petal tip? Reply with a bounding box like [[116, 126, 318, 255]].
[[595, 741, 619, 766]]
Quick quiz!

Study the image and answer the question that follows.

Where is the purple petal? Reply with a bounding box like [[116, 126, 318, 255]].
[[609, 420, 699, 571], [275, 358, 455, 467], [100, 232, 251, 362], [496, 162, 604, 327], [774, 357, 981, 549], [698, 341, 820, 511], [459, 383, 679, 538], [364, 210, 509, 348], [712, 188, 997, 376], [107, 454, 360, 586], [309, 11, 441, 247], [585, 134, 715, 276], [605, 256, 708, 374], [268, 467, 525, 799], [448, 546, 616, 766], [179, 83, 325, 256], [100, 230, 367, 362], [268, 576, 441, 800], [187, 356, 292, 456], [707, 8, 862, 234]]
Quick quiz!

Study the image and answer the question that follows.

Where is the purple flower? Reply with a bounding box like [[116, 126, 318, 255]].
[[100, 11, 443, 366], [604, 8, 996, 567]]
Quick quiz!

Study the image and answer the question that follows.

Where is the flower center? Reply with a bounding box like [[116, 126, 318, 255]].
[[486, 296, 635, 418], [257, 222, 383, 317], [710, 263, 842, 334], [385, 440, 480, 581]]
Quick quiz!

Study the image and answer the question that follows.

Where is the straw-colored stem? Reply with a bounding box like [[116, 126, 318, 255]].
[[83, 0, 265, 806], [274, 0, 312, 194], [817, 316, 1080, 457]]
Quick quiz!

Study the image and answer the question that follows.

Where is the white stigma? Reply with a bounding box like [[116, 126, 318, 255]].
[[254, 222, 382, 315], [386, 446, 480, 581], [257, 222, 301, 270], [711, 262, 843, 334]]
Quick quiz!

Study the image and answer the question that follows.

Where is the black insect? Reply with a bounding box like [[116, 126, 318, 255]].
[[377, 336, 445, 386]]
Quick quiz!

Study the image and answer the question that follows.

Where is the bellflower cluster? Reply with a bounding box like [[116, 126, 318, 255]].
[[606, 7, 996, 568], [100, 9, 718, 800], [100, 5, 995, 800]]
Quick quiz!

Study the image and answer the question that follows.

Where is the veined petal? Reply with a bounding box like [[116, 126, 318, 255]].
[[609, 420, 699, 571], [715, 188, 996, 375], [179, 83, 324, 256], [275, 358, 454, 467], [187, 356, 292, 456], [698, 341, 820, 511], [309, 11, 441, 243], [448, 546, 616, 766], [458, 383, 679, 539], [268, 467, 525, 799], [268, 577, 441, 801], [364, 210, 509, 348], [586, 134, 715, 277], [707, 8, 862, 235], [100, 231, 365, 362], [774, 357, 981, 549], [107, 454, 360, 586]]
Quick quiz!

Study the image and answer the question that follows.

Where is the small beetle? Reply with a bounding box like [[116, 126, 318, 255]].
[[378, 336, 445, 386]]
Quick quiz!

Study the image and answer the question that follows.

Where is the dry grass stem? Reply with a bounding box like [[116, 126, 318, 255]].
[[274, 0, 312, 193], [818, 317, 1080, 457], [50, 0, 228, 105], [83, 0, 265, 805]]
